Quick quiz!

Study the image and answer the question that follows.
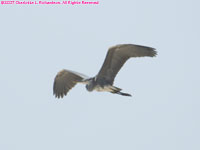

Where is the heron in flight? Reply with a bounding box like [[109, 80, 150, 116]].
[[53, 44, 157, 98]]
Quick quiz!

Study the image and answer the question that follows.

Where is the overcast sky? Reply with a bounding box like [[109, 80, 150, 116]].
[[0, 0, 200, 150]]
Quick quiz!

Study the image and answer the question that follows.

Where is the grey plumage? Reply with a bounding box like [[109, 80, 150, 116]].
[[53, 70, 88, 98], [97, 44, 157, 85], [53, 44, 157, 98]]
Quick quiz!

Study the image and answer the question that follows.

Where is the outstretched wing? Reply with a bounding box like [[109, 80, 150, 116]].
[[53, 69, 89, 98], [97, 44, 157, 84]]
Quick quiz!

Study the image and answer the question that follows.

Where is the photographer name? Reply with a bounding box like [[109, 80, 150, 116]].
[[1, 1, 99, 5]]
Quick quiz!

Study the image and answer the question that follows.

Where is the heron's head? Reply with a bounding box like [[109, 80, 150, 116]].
[[85, 78, 95, 92]]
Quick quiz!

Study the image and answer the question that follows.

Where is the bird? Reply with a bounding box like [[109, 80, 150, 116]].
[[53, 44, 157, 98]]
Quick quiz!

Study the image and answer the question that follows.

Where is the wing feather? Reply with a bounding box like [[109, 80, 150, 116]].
[[53, 69, 88, 98], [97, 44, 157, 84]]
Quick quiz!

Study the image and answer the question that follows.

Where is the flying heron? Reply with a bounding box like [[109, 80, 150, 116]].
[[53, 44, 157, 98]]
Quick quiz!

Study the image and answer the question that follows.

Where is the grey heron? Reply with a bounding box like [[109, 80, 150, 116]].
[[53, 44, 157, 98]]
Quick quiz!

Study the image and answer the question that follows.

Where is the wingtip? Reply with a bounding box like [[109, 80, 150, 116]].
[[148, 47, 157, 57], [152, 49, 157, 57]]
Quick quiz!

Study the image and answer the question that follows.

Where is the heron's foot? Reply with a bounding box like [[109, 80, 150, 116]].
[[117, 91, 132, 97], [111, 91, 132, 97]]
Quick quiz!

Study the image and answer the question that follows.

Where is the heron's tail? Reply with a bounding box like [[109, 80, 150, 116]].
[[110, 86, 132, 97]]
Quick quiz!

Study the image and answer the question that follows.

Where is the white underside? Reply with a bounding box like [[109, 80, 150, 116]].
[[94, 85, 116, 92]]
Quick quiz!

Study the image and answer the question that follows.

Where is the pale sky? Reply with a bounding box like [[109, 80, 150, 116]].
[[0, 0, 200, 150]]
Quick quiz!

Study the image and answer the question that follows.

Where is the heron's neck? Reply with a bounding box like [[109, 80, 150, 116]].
[[82, 77, 94, 84]]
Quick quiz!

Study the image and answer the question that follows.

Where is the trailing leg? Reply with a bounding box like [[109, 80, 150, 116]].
[[115, 91, 132, 97], [110, 86, 132, 97]]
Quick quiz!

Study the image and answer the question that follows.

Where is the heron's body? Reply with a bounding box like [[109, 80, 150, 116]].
[[53, 44, 157, 98], [84, 77, 117, 92]]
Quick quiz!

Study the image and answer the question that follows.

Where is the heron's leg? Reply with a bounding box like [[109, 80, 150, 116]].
[[109, 86, 132, 97], [115, 91, 132, 97]]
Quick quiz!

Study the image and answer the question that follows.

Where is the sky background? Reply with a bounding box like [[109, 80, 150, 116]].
[[0, 0, 200, 150]]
